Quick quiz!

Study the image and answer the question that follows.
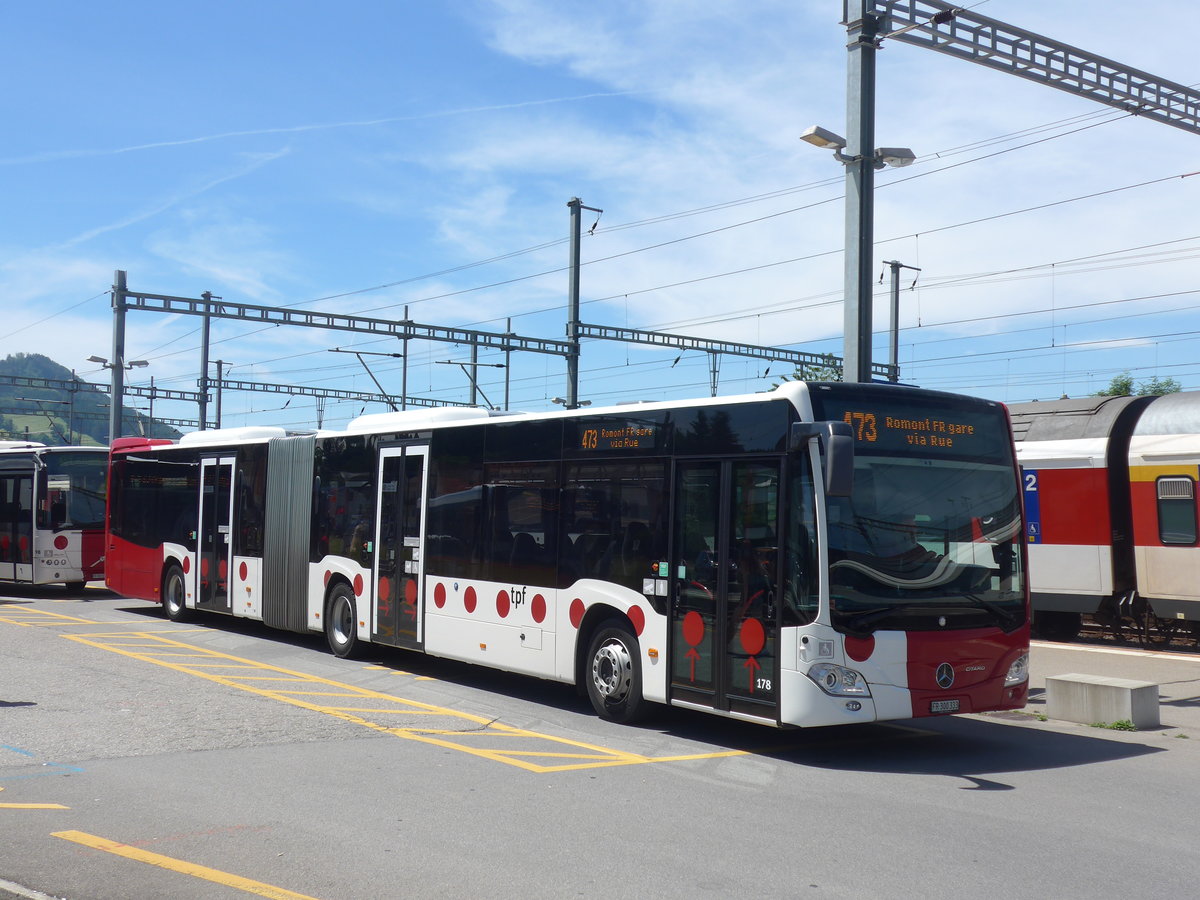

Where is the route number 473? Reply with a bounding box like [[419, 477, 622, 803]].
[[842, 411, 877, 442]]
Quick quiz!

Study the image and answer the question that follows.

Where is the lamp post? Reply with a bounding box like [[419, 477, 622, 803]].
[[800, 123, 914, 384], [801, 1, 916, 383], [87, 355, 149, 444]]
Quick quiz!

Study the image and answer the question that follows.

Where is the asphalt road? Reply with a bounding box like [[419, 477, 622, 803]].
[[2, 587, 1197, 899]]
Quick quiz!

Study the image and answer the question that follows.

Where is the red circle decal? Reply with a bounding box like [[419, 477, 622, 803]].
[[531, 593, 547, 623], [405, 578, 417, 605], [53, 535, 69, 550], [434, 582, 447, 608], [323, 569, 331, 586], [353, 574, 364, 596], [682, 610, 705, 646], [739, 618, 766, 656], [464, 586, 477, 614], [628, 605, 645, 636], [182, 556, 191, 574], [569, 598, 585, 629], [844, 634, 876, 662], [497, 590, 510, 618], [239, 561, 248, 581]]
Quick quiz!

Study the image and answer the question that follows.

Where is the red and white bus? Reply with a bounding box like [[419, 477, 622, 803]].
[[105, 381, 1030, 727], [0, 442, 107, 590], [1012, 392, 1200, 642]]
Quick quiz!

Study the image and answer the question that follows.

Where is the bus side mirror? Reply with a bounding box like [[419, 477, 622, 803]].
[[790, 421, 854, 498]]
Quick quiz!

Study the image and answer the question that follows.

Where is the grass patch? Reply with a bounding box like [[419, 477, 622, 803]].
[[1090, 719, 1136, 731]]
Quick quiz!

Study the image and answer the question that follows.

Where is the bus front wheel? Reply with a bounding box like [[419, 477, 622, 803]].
[[585, 620, 647, 723], [162, 564, 190, 622], [326, 583, 360, 658]]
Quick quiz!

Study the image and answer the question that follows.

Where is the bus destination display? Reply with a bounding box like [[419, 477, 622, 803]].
[[580, 422, 659, 451], [841, 410, 976, 449]]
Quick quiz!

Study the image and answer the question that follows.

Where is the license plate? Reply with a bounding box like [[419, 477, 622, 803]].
[[930, 699, 960, 714]]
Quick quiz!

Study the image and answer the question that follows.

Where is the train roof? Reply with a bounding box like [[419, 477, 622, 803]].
[[1007, 395, 1154, 443], [1130, 390, 1200, 436]]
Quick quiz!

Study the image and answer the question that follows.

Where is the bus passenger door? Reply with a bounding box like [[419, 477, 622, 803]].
[[196, 457, 235, 613], [671, 460, 780, 720], [373, 445, 429, 650], [0, 472, 33, 583]]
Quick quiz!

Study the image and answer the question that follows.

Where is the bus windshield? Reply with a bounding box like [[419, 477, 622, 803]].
[[43, 451, 107, 531], [808, 384, 1025, 635]]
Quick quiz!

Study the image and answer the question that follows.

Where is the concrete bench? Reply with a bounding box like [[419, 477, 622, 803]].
[[1045, 673, 1160, 729]]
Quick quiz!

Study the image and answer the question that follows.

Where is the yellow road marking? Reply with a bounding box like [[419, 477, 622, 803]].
[[65, 631, 749, 772], [0, 608, 97, 626], [53, 830, 318, 900], [0, 787, 68, 811]]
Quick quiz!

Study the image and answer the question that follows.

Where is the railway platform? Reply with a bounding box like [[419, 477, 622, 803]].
[[1026, 639, 1200, 735]]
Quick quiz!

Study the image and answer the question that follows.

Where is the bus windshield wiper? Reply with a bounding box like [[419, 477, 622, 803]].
[[836, 604, 923, 636], [961, 594, 1025, 632]]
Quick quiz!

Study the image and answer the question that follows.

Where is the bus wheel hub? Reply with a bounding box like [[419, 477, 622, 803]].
[[592, 640, 632, 701]]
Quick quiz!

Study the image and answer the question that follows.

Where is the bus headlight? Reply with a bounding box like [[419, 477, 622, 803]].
[[807, 663, 871, 697], [1004, 653, 1029, 687]]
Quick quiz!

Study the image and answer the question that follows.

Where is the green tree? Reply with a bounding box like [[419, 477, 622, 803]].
[[1093, 371, 1182, 397], [775, 352, 844, 385]]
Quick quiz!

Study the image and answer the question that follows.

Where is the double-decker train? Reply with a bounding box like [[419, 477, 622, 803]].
[[1010, 391, 1200, 644]]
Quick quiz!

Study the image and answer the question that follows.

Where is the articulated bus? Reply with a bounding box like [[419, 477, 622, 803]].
[[0, 442, 107, 589], [105, 381, 1029, 727]]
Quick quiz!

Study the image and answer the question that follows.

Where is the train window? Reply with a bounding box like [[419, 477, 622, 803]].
[[1156, 477, 1197, 545]]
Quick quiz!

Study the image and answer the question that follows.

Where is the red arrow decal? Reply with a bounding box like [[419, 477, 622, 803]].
[[744, 656, 761, 692]]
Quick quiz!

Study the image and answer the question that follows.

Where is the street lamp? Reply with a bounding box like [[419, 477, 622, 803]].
[[87, 355, 149, 370], [801, 123, 914, 383], [87, 355, 150, 444]]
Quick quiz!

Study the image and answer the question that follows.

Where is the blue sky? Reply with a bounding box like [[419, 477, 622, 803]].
[[3, 1, 1199, 431]]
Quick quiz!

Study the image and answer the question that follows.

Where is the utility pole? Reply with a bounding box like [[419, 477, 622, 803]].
[[566, 197, 602, 408], [843, 1, 881, 385], [199, 291, 215, 430], [213, 360, 229, 429], [881, 260, 920, 382], [109, 270, 128, 444]]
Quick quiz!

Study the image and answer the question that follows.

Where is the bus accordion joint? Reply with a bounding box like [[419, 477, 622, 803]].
[[790, 421, 854, 497]]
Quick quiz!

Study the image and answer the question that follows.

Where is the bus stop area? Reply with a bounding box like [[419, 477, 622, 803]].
[[1024, 640, 1200, 736]]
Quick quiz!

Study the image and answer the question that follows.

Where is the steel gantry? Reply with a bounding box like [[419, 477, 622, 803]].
[[833, 0, 1200, 384]]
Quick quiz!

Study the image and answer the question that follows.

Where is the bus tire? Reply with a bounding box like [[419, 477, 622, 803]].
[[585, 619, 647, 724], [162, 564, 190, 622], [326, 582, 360, 659]]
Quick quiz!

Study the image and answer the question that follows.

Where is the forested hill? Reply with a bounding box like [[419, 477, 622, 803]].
[[0, 353, 180, 445]]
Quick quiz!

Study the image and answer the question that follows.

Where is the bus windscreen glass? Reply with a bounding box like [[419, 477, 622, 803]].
[[810, 387, 1025, 634]]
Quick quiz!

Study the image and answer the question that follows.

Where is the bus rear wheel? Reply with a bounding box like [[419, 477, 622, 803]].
[[585, 620, 647, 723], [162, 564, 190, 622], [326, 583, 360, 658]]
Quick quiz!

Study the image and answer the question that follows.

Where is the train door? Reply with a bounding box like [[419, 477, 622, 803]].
[[196, 456, 235, 613], [373, 444, 429, 649], [0, 470, 33, 583], [670, 459, 781, 721]]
